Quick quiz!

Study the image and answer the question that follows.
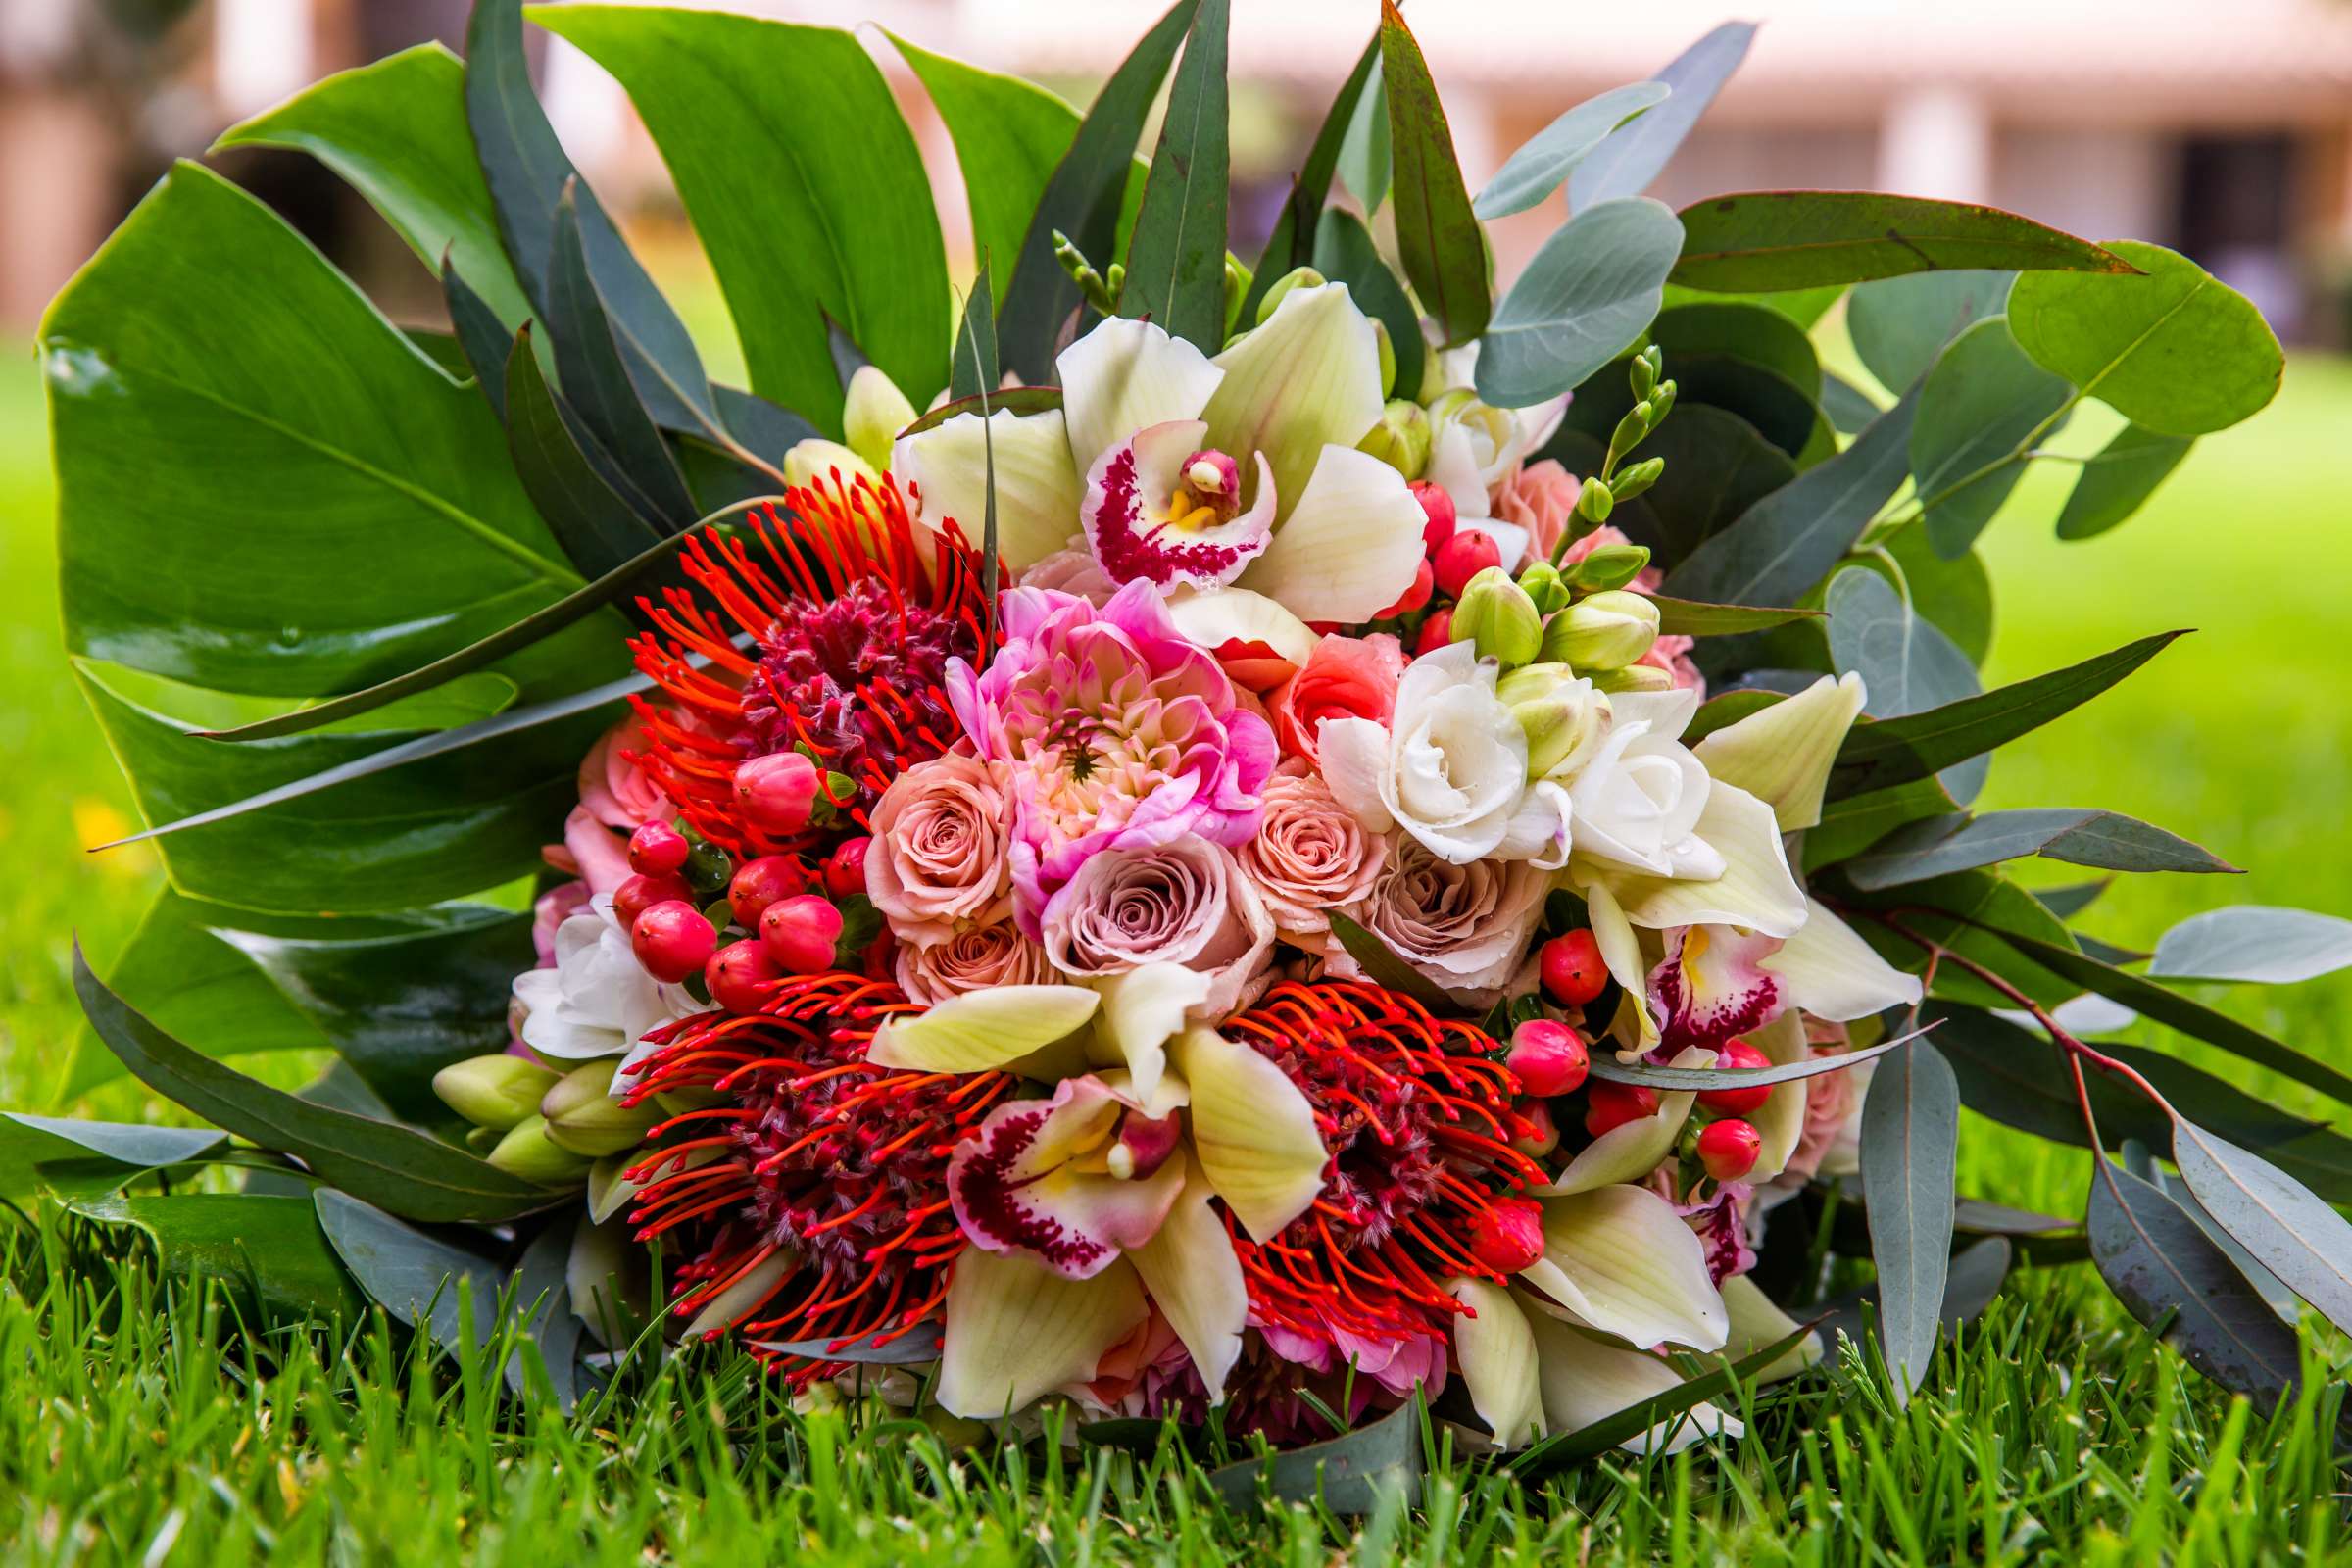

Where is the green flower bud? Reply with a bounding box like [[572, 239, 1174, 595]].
[[1371, 318, 1397, 398], [1512, 679, 1611, 777], [1255, 267, 1325, 325], [1547, 590, 1661, 670], [1517, 561, 1570, 615], [1578, 476, 1615, 523], [1356, 398, 1432, 479], [542, 1060, 662, 1158], [1609, 401, 1652, 457], [841, 365, 916, 474], [783, 438, 879, 493], [1608, 458, 1664, 504], [1451, 566, 1544, 668], [486, 1115, 594, 1186], [1650, 378, 1677, 420], [1566, 543, 1651, 592], [1223, 253, 1253, 338], [1592, 662, 1675, 694], [432, 1054, 561, 1133], [1630, 348, 1659, 401]]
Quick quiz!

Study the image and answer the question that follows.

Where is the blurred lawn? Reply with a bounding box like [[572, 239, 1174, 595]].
[[2, 338, 2349, 1218]]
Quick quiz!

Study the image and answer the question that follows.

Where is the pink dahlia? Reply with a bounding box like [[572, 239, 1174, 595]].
[[947, 580, 1277, 932]]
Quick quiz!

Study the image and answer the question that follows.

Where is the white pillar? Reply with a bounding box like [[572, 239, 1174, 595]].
[[1876, 87, 1992, 203]]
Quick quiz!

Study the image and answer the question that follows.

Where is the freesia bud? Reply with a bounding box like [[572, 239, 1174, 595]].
[[842, 366, 916, 473], [782, 438, 880, 493], [1544, 589, 1659, 670], [1450, 566, 1544, 668], [432, 1054, 561, 1132], [542, 1059, 662, 1157], [1371, 318, 1397, 398], [1566, 543, 1650, 592], [486, 1114, 594, 1185], [1517, 561, 1569, 615], [1255, 266, 1325, 324], [1608, 458, 1664, 504], [1495, 663, 1609, 777], [1356, 398, 1432, 479], [1590, 663, 1674, 694], [1222, 253, 1253, 336]]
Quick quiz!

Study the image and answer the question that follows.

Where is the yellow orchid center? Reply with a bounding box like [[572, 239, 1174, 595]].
[[1165, 448, 1243, 533]]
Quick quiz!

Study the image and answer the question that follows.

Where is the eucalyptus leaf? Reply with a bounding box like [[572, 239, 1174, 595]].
[[1567, 22, 1754, 211], [1588, 1024, 1928, 1091], [1209, 1395, 1422, 1512], [1380, 0, 1488, 348], [75, 943, 564, 1224], [1652, 301, 1820, 392], [1909, 317, 2074, 559], [2174, 1123, 2352, 1338], [1801, 777, 1958, 874], [753, 1321, 945, 1367], [0, 1114, 227, 1200], [1473, 82, 1670, 220], [1825, 568, 1984, 802], [70, 1194, 360, 1323], [2086, 1158, 2300, 1414], [1819, 372, 1883, 435], [896, 386, 1066, 442], [1336, 60, 1391, 216], [1872, 519, 1993, 663], [2009, 242, 2282, 437], [2149, 906, 2352, 985], [1812, 1236, 2011, 1351], [1845, 808, 2235, 891], [509, 1221, 585, 1407], [1327, 914, 1458, 1013], [1476, 198, 1682, 408], [1644, 596, 1820, 638], [1118, 0, 1229, 349], [1861, 1039, 1959, 1403], [1847, 270, 2012, 396], [1672, 193, 2129, 293], [315, 1187, 508, 1343]]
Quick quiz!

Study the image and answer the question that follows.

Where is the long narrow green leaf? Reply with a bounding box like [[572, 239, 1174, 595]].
[[2174, 1123, 2352, 1339], [1861, 1039, 1959, 1404], [1379, 0, 1489, 348], [1672, 192, 2134, 292], [1568, 23, 1753, 210], [74, 945, 561, 1224], [1589, 1024, 1930, 1092], [1846, 808, 2237, 890], [950, 261, 1000, 405], [1118, 0, 1229, 348], [504, 324, 666, 577], [1246, 35, 1380, 319]]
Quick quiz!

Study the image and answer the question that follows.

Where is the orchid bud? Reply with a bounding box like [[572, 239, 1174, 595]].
[[1450, 566, 1543, 668], [1517, 561, 1570, 615], [486, 1115, 594, 1185], [1566, 543, 1650, 593], [1357, 398, 1431, 479], [1545, 589, 1659, 671], [1255, 266, 1325, 325], [542, 1059, 662, 1157], [432, 1054, 561, 1132], [782, 438, 880, 493], [1590, 663, 1675, 694], [842, 366, 916, 473]]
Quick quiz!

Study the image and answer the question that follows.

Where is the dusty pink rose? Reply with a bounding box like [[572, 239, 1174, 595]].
[[1342, 835, 1548, 1000], [1016, 543, 1121, 605], [1493, 459, 1582, 559], [577, 717, 669, 831], [1267, 632, 1404, 764], [1237, 772, 1388, 939], [865, 752, 1013, 946], [1040, 839, 1275, 1015], [895, 920, 1055, 1005], [950, 581, 1277, 933]]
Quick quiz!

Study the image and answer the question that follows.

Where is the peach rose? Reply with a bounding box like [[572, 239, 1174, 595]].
[[1237, 772, 1389, 939], [1268, 632, 1405, 764], [896, 919, 1055, 1005], [577, 717, 669, 831], [1493, 459, 1581, 560], [866, 753, 1013, 947]]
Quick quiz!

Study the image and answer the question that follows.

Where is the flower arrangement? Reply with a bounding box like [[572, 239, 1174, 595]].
[[31, 0, 2352, 1482]]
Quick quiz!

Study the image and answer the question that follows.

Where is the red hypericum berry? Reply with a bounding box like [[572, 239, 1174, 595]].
[[1468, 1197, 1546, 1274], [1540, 930, 1610, 1007], [1509, 1098, 1561, 1159], [1432, 529, 1501, 599], [1697, 1117, 1762, 1183], [631, 900, 717, 984], [732, 751, 822, 835], [1376, 559, 1435, 620], [1411, 479, 1457, 551], [705, 938, 782, 1013], [614, 871, 693, 928], [760, 894, 845, 975], [1696, 1037, 1773, 1115], [727, 855, 808, 927], [822, 837, 871, 901], [626, 819, 690, 876], [1583, 1080, 1659, 1138], [1506, 1018, 1591, 1097], [1414, 608, 1455, 658]]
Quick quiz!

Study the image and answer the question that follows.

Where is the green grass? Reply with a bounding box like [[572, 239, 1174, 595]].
[[3, 338, 2351, 1561]]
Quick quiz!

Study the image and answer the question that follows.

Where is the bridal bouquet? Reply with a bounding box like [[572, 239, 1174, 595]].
[[32, 0, 2351, 1476]]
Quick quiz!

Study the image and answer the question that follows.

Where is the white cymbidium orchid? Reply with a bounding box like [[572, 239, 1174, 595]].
[[866, 967, 1330, 1417], [892, 283, 1428, 629]]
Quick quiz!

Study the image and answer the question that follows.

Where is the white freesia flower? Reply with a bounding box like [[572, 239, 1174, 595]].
[[1422, 366, 1569, 569], [510, 901, 698, 1067], [893, 282, 1427, 627], [1565, 688, 1727, 881]]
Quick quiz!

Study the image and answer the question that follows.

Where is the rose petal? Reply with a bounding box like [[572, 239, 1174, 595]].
[[937, 1250, 1148, 1417], [1167, 1025, 1327, 1241], [1448, 1277, 1546, 1448], [1237, 445, 1426, 622], [1126, 1155, 1250, 1403], [866, 985, 1102, 1073], [1056, 316, 1224, 479], [949, 1076, 1189, 1279]]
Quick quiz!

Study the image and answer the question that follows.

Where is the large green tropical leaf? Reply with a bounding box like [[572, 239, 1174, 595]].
[[534, 5, 951, 434]]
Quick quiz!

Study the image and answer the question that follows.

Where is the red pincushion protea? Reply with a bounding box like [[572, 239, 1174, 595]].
[[620, 972, 1011, 1384], [628, 471, 993, 858], [1220, 980, 1548, 1363]]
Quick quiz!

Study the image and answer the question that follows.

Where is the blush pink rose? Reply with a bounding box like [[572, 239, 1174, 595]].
[[865, 752, 1013, 946], [1016, 544, 1120, 606], [1493, 459, 1582, 560], [1236, 772, 1389, 940], [896, 919, 1055, 1005], [1340, 834, 1548, 1001], [577, 717, 670, 831], [1267, 632, 1405, 764], [1040, 839, 1276, 1015]]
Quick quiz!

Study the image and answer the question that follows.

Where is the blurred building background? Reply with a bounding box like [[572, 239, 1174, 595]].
[[7, 0, 2352, 342]]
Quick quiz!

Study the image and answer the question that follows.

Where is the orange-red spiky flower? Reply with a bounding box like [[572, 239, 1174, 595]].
[[1221, 980, 1547, 1361], [619, 972, 1012, 1385], [628, 471, 994, 858]]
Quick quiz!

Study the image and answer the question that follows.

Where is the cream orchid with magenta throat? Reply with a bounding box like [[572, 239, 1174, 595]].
[[49, 0, 2315, 1486]]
